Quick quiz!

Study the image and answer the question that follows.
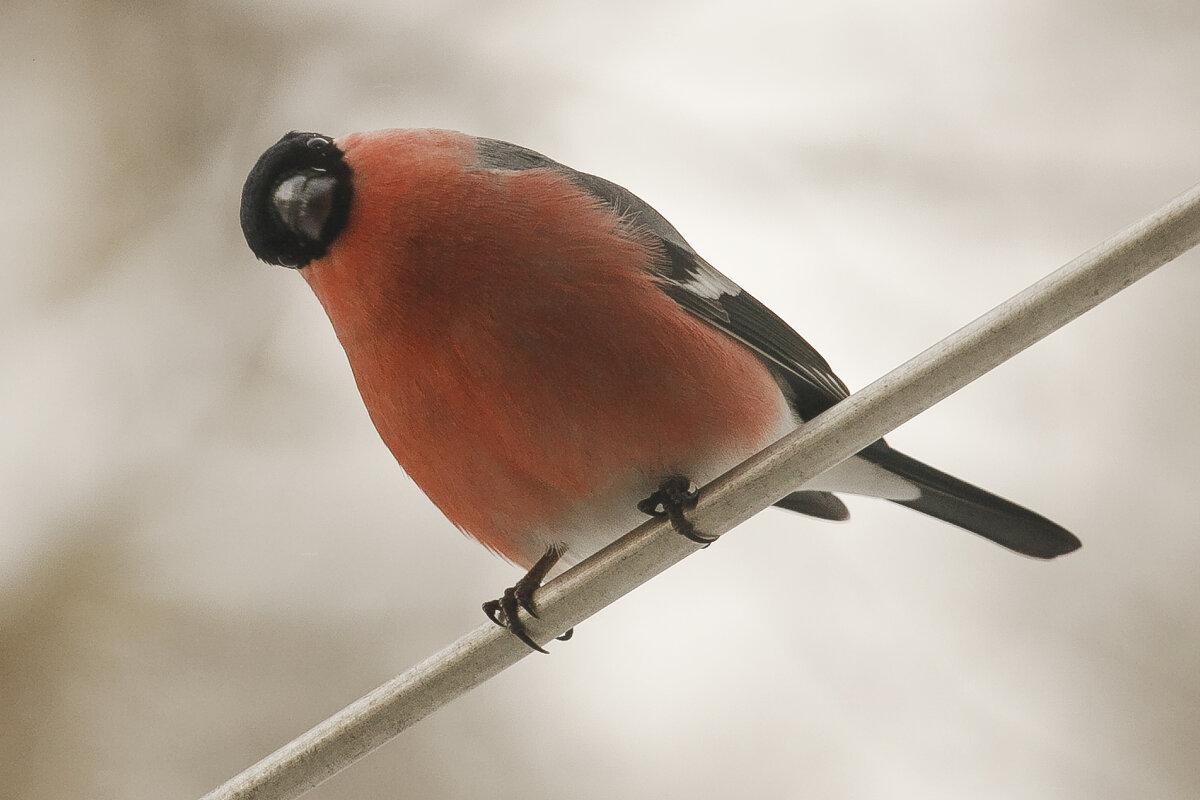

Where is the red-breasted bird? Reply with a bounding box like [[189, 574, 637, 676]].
[[240, 129, 1080, 650]]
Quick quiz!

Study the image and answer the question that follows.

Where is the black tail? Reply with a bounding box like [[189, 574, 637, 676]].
[[774, 490, 850, 521], [858, 441, 1081, 559]]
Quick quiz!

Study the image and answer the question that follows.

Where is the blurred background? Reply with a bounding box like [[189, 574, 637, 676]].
[[4, 1, 1199, 798]]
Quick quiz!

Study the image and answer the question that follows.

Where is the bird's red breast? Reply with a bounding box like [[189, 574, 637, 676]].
[[299, 129, 792, 567]]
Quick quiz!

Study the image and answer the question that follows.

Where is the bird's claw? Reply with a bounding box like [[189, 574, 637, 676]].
[[483, 544, 573, 653], [638, 475, 713, 544]]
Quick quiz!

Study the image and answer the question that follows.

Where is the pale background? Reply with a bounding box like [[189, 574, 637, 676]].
[[4, 1, 1199, 798]]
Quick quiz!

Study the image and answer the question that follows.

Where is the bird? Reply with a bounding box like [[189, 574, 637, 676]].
[[240, 129, 1080, 650]]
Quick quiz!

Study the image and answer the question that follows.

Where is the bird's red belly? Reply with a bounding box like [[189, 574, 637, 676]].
[[303, 154, 792, 566]]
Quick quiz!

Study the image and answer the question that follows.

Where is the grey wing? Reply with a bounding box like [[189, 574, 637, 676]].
[[474, 137, 850, 421]]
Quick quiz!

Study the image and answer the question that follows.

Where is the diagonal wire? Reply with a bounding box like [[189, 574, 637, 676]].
[[200, 181, 1200, 800]]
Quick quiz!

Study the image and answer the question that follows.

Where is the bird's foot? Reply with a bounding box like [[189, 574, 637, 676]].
[[483, 544, 573, 653], [638, 475, 713, 545]]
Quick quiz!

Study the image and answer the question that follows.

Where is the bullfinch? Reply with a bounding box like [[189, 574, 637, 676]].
[[240, 129, 1080, 650]]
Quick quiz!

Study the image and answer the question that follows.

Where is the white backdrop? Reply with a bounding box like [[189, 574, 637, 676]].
[[3, 1, 1199, 798]]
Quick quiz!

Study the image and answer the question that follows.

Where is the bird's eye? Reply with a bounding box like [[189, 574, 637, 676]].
[[306, 136, 330, 151]]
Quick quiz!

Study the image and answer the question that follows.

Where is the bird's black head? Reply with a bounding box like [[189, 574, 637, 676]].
[[240, 131, 353, 268]]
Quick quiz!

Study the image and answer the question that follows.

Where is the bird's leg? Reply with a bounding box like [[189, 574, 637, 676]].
[[483, 544, 572, 653], [638, 475, 714, 544]]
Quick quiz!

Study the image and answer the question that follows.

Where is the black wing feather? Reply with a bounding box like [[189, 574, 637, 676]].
[[475, 137, 848, 420]]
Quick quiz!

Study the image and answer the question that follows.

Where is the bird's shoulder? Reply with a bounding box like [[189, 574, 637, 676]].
[[471, 136, 850, 419]]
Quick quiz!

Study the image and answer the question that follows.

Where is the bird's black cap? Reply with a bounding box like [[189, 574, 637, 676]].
[[240, 131, 353, 268]]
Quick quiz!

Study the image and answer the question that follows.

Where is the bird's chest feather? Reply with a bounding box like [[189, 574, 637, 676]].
[[303, 172, 792, 565]]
